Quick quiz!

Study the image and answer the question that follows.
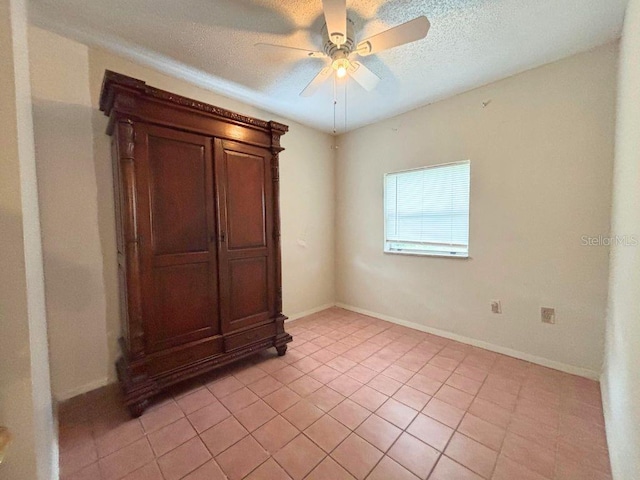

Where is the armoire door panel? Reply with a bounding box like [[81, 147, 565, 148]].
[[147, 263, 217, 350], [136, 124, 221, 352], [224, 150, 267, 249], [148, 135, 209, 255], [229, 257, 269, 326], [215, 139, 276, 333]]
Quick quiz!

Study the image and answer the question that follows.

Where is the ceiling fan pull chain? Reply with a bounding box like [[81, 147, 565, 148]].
[[344, 79, 348, 133], [333, 74, 337, 134]]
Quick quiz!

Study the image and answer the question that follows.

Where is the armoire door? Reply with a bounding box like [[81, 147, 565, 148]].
[[215, 139, 275, 333], [136, 124, 221, 352]]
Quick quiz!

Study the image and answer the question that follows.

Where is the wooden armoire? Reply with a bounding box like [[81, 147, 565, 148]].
[[100, 71, 292, 417]]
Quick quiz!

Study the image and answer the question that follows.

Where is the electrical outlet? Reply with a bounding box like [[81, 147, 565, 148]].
[[541, 307, 556, 324], [491, 300, 502, 314]]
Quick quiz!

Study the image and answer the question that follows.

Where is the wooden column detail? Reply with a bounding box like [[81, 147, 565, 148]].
[[117, 119, 145, 359]]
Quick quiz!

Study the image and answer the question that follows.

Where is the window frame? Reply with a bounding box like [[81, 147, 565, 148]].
[[383, 160, 471, 259]]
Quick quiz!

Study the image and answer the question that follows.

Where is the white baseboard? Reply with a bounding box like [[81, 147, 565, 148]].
[[55, 301, 597, 402], [54, 376, 112, 402], [336, 303, 600, 380], [54, 305, 333, 401], [598, 372, 619, 479], [285, 303, 337, 322]]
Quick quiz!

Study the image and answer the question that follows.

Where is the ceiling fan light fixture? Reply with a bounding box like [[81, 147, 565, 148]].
[[271, 1, 430, 97], [332, 58, 350, 78]]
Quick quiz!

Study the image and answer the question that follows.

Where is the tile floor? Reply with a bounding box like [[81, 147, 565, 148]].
[[58, 308, 612, 480]]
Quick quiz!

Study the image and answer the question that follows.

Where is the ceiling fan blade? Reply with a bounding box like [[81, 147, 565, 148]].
[[301, 66, 334, 97], [255, 43, 326, 58], [347, 61, 380, 91], [322, 0, 347, 46], [356, 16, 430, 56]]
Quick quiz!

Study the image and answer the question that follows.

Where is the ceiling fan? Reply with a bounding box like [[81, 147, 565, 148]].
[[256, 0, 430, 97]]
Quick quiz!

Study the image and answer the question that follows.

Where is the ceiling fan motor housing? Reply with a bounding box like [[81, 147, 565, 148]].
[[323, 19, 355, 60]]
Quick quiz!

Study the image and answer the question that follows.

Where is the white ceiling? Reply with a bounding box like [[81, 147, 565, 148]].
[[30, 0, 627, 133]]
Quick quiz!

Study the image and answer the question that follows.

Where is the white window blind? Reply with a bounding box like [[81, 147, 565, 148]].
[[384, 161, 470, 257]]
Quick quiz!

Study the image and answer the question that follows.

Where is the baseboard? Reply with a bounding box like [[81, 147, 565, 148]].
[[285, 303, 337, 322], [599, 370, 610, 420], [598, 372, 620, 478], [54, 376, 112, 402], [55, 301, 597, 401], [336, 303, 600, 380], [55, 306, 330, 401]]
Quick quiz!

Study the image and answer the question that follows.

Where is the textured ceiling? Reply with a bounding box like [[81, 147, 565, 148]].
[[30, 0, 627, 133]]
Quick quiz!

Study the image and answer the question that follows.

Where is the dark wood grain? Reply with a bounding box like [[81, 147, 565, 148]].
[[229, 257, 269, 326], [147, 132, 209, 255], [137, 124, 219, 353], [225, 150, 266, 250], [216, 140, 275, 333]]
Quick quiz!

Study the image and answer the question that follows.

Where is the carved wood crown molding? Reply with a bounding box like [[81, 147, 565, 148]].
[[100, 70, 289, 137]]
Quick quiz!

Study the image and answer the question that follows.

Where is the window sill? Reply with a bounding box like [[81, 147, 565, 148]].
[[384, 250, 469, 259]]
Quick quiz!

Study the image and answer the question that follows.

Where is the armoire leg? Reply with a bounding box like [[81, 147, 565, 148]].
[[127, 399, 149, 418], [276, 344, 288, 356]]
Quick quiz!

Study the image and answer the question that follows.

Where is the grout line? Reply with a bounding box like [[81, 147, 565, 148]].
[[422, 342, 491, 479], [487, 378, 519, 479], [336, 303, 600, 380], [62, 309, 608, 480]]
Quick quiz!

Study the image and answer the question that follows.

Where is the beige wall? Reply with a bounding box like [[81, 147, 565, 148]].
[[29, 27, 111, 400], [0, 1, 56, 479], [335, 43, 618, 376], [28, 27, 335, 398], [602, 0, 640, 477]]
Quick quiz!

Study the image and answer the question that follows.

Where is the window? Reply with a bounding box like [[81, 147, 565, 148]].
[[384, 161, 470, 257]]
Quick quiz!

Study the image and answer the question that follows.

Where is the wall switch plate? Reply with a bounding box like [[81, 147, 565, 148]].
[[541, 307, 556, 324], [491, 300, 502, 314]]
